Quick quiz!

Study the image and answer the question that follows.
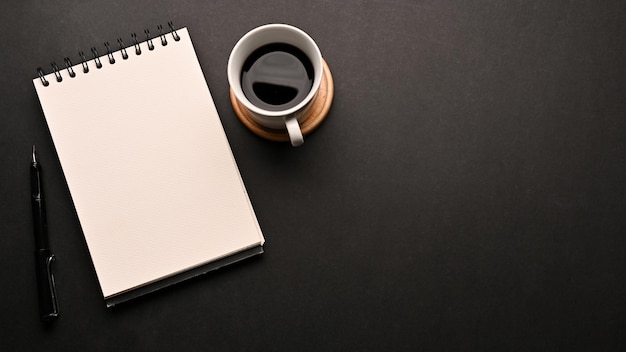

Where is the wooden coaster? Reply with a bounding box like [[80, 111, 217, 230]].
[[230, 59, 334, 142]]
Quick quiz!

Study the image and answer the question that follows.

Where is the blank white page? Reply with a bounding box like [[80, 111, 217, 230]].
[[33, 28, 264, 299]]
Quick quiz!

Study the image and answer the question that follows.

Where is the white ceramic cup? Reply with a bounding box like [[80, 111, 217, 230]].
[[228, 24, 323, 147]]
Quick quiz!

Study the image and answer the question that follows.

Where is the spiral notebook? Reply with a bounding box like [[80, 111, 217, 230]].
[[33, 25, 264, 307]]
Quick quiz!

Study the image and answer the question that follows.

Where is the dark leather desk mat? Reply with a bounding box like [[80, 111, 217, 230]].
[[2, 1, 624, 350]]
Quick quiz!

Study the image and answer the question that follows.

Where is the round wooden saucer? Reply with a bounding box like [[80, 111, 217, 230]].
[[230, 59, 334, 142]]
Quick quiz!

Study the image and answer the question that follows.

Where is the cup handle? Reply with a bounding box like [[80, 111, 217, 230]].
[[284, 115, 304, 147]]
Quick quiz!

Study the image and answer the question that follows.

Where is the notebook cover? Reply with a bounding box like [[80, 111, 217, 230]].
[[32, 27, 265, 304]]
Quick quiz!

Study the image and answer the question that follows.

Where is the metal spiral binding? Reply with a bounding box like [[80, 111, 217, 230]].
[[104, 42, 115, 64], [117, 38, 129, 59], [144, 29, 155, 50], [51, 62, 62, 82], [37, 68, 49, 86], [36, 22, 180, 86], [168, 21, 180, 41], [157, 25, 168, 46], [79, 51, 89, 73], [131, 33, 141, 55], [91, 47, 103, 68], [63, 57, 76, 77]]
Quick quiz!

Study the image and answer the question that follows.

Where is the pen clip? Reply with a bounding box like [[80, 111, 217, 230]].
[[35, 249, 58, 322]]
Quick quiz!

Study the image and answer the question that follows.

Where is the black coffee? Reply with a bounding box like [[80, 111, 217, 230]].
[[241, 43, 314, 111]]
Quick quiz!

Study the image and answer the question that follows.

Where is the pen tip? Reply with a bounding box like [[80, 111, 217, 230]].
[[32, 145, 37, 163]]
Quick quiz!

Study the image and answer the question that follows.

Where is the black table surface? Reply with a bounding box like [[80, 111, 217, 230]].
[[2, 1, 625, 350]]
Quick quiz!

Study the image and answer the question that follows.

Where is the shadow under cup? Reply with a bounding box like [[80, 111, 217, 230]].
[[228, 24, 323, 146]]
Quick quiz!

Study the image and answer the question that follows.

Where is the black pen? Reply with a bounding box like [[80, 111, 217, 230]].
[[30, 145, 59, 322]]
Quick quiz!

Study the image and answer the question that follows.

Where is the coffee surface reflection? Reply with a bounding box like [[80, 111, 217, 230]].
[[241, 43, 314, 112]]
